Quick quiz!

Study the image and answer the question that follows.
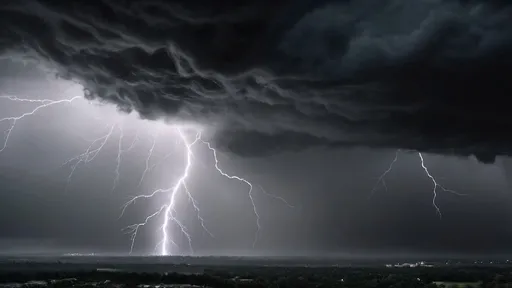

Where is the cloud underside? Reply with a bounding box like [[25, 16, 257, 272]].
[[1, 0, 511, 162]]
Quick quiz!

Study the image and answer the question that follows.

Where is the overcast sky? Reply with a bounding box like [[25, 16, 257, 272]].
[[1, 0, 512, 257], [1, 62, 511, 256]]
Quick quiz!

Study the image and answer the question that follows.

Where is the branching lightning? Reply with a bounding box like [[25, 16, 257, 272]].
[[0, 90, 297, 256], [417, 152, 467, 217], [372, 150, 466, 217], [2, 89, 466, 254], [200, 138, 261, 248], [123, 204, 169, 254], [62, 124, 117, 186], [121, 129, 270, 255], [112, 128, 140, 192], [159, 128, 199, 256], [0, 95, 81, 153], [369, 149, 400, 198], [138, 132, 158, 187]]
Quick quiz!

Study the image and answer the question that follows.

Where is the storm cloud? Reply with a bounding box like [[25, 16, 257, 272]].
[[1, 0, 511, 161]]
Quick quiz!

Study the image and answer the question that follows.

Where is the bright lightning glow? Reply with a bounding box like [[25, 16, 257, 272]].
[[0, 85, 297, 256], [372, 150, 466, 217], [123, 204, 169, 254], [160, 128, 199, 256], [117, 129, 208, 255], [119, 127, 273, 255], [5, 87, 466, 254]]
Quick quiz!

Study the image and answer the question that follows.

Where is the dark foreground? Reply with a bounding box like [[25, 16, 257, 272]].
[[1, 264, 512, 288]]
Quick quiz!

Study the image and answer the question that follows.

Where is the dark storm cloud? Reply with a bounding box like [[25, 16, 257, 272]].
[[1, 0, 511, 161]]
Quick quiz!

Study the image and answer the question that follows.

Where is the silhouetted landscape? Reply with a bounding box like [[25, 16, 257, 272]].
[[1, 256, 512, 287]]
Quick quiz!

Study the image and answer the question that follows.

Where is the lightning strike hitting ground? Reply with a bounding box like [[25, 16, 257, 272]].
[[372, 150, 466, 217], [123, 204, 169, 254], [121, 129, 269, 254], [118, 129, 214, 255], [159, 128, 199, 256], [0, 90, 295, 256]]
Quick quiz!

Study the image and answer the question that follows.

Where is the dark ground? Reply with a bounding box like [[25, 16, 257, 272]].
[[0, 256, 511, 287]]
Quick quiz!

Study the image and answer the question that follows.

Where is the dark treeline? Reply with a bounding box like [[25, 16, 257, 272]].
[[0, 266, 511, 287]]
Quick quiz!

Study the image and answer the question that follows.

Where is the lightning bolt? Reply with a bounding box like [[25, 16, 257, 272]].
[[121, 129, 272, 254], [111, 129, 140, 193], [119, 128, 207, 255], [417, 152, 466, 218], [62, 124, 117, 186], [122, 204, 169, 254], [200, 139, 261, 248], [0, 91, 295, 256], [372, 150, 466, 217], [112, 125, 124, 192], [258, 185, 296, 209], [183, 182, 215, 238], [123, 129, 140, 153], [369, 149, 400, 198], [138, 133, 158, 187], [0, 95, 81, 153], [160, 128, 199, 255]]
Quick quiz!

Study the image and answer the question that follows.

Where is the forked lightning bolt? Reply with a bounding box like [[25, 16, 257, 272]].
[[417, 152, 466, 217], [63, 124, 117, 186], [0, 92, 295, 256], [369, 149, 400, 198], [112, 129, 140, 192], [123, 204, 170, 254], [160, 128, 200, 255], [0, 95, 81, 153], [118, 129, 202, 255], [200, 139, 261, 248], [112, 125, 125, 192], [372, 150, 466, 217], [121, 129, 266, 255]]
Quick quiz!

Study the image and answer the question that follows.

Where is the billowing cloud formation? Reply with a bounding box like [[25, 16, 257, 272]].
[[1, 0, 511, 162]]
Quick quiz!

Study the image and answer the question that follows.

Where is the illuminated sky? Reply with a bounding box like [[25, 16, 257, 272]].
[[1, 0, 512, 256]]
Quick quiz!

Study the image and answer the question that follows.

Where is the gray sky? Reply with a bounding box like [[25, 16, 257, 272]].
[[0, 61, 511, 256], [1, 0, 512, 257]]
